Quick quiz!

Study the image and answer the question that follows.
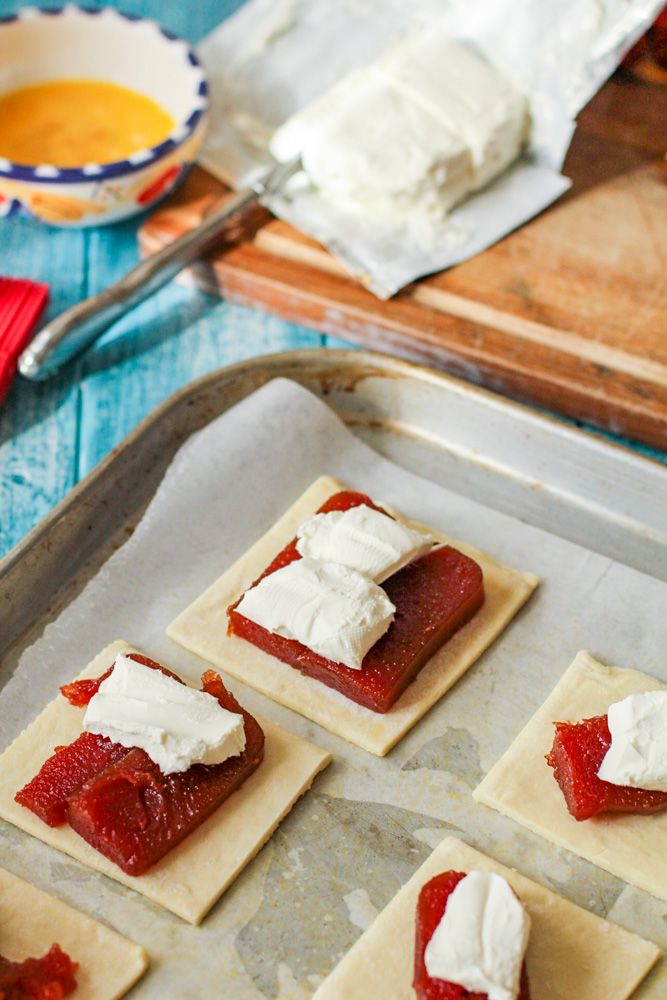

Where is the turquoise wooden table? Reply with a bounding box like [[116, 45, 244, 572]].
[[0, 0, 663, 561]]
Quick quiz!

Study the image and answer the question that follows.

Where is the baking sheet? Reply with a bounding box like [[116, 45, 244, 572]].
[[1, 377, 666, 998], [197, 0, 662, 296]]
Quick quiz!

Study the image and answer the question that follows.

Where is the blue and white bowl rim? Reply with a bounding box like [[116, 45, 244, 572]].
[[0, 5, 208, 184]]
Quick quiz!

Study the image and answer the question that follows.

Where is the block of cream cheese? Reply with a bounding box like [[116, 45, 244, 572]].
[[377, 33, 529, 192], [270, 64, 473, 225], [296, 505, 433, 583], [235, 557, 395, 669], [269, 33, 528, 225], [84, 654, 246, 774]]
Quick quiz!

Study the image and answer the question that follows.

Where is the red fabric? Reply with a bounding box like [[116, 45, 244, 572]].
[[0, 277, 49, 406]]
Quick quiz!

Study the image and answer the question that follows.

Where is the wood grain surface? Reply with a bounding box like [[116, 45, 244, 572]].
[[140, 74, 667, 449]]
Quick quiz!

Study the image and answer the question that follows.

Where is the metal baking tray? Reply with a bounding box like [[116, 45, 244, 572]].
[[1, 349, 666, 998]]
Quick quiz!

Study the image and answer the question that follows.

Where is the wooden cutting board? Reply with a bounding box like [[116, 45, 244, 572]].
[[139, 72, 667, 451]]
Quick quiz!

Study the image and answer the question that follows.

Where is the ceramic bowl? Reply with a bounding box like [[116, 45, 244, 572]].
[[0, 5, 208, 226]]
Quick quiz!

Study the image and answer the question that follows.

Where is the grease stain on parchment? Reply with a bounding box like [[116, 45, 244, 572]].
[[481, 820, 626, 919], [412, 827, 454, 850], [236, 792, 451, 998], [401, 727, 483, 787], [343, 888, 379, 930], [275, 962, 323, 1000]]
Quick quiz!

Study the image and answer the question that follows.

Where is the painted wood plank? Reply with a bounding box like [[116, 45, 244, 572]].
[[77, 287, 324, 475], [77, 188, 324, 476], [0, 218, 86, 556], [67, 0, 245, 45]]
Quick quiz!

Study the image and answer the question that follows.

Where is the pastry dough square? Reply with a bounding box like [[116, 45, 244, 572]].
[[0, 867, 148, 1000], [312, 836, 660, 1000], [474, 650, 667, 901], [0, 640, 331, 925], [168, 476, 538, 755]]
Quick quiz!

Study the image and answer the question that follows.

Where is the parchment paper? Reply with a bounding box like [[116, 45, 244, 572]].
[[197, 0, 663, 296], [2, 379, 666, 998]]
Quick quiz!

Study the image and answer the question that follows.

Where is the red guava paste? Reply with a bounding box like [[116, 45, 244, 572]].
[[228, 491, 484, 713], [0, 943, 77, 999], [414, 871, 531, 1000], [16, 656, 264, 876], [546, 714, 667, 821]]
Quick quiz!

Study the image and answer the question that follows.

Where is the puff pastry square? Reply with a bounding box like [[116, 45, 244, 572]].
[[0, 640, 331, 924], [312, 836, 660, 1000], [0, 867, 148, 1000], [474, 650, 667, 901], [168, 477, 538, 755]]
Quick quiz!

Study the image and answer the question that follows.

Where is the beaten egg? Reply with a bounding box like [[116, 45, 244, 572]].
[[0, 79, 175, 167]]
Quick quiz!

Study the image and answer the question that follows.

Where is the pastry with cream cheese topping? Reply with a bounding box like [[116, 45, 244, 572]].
[[228, 489, 484, 712]]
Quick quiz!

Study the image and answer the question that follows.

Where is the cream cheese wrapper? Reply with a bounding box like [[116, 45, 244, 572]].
[[0, 867, 148, 1000], [312, 837, 660, 1000], [474, 651, 667, 902], [0, 641, 331, 925], [167, 476, 538, 756]]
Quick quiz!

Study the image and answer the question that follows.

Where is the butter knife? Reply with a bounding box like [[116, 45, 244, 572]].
[[19, 156, 301, 381]]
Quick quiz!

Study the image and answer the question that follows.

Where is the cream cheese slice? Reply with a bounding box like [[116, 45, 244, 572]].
[[424, 870, 530, 1000], [235, 557, 395, 670], [84, 654, 246, 774], [597, 690, 667, 792], [296, 504, 433, 583]]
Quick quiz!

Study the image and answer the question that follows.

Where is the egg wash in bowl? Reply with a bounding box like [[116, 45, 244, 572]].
[[0, 7, 208, 226], [0, 79, 175, 168]]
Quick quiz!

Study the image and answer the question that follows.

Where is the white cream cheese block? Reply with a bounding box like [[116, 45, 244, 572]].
[[270, 63, 472, 225], [269, 33, 528, 226], [377, 33, 529, 192]]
